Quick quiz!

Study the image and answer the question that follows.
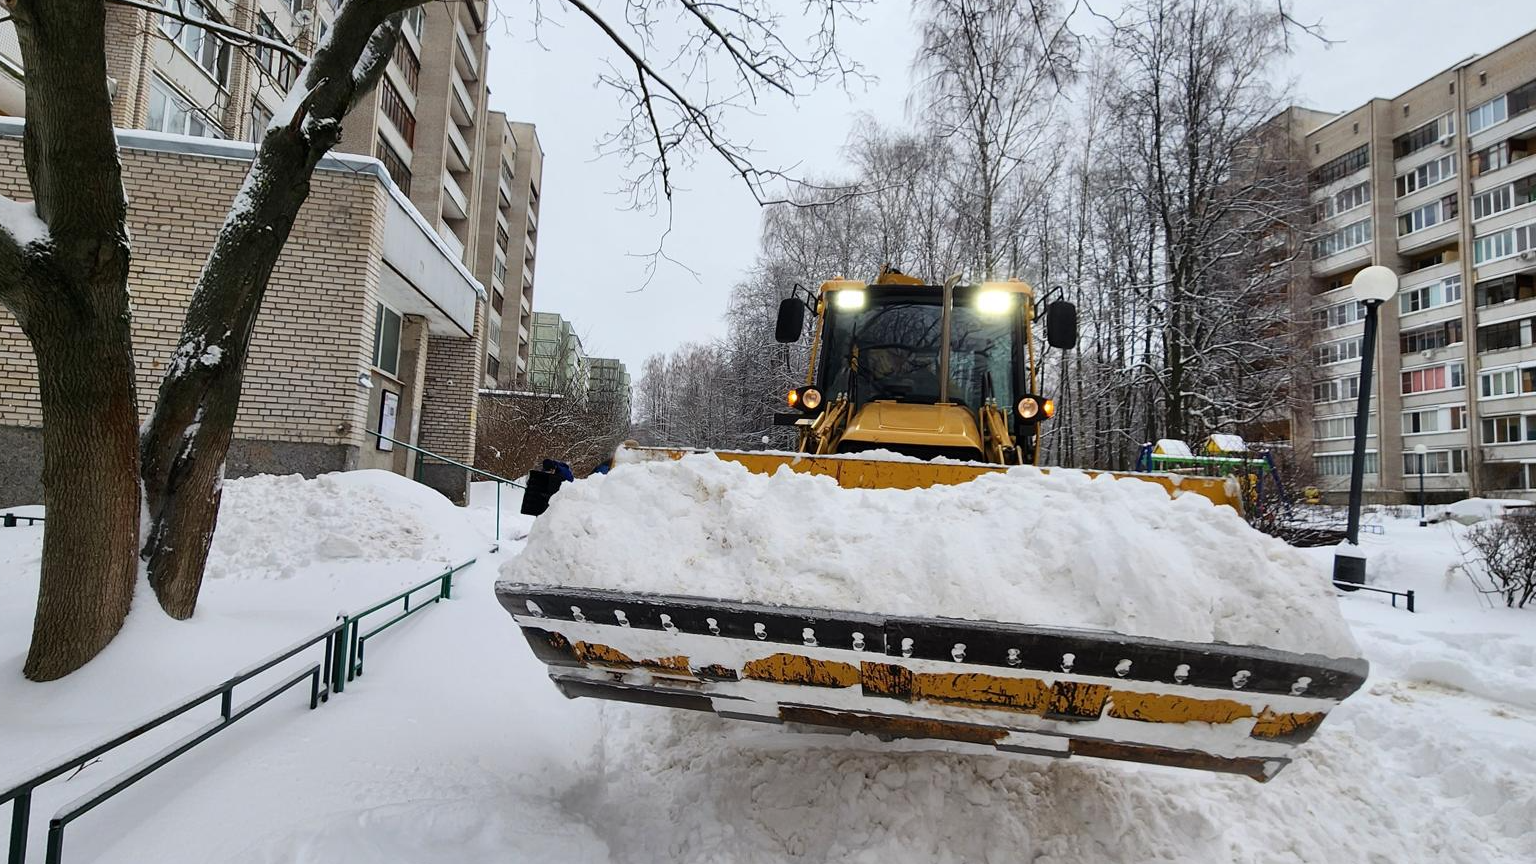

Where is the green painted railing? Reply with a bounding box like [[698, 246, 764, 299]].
[[364, 429, 522, 547], [4, 558, 474, 864]]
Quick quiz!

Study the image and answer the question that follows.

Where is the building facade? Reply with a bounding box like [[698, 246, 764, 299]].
[[587, 357, 632, 418], [0, 1, 543, 504], [527, 312, 588, 395], [1295, 27, 1536, 503]]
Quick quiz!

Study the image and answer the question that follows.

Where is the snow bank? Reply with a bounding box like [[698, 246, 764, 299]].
[[206, 470, 481, 579], [1437, 497, 1534, 525], [500, 455, 1357, 657]]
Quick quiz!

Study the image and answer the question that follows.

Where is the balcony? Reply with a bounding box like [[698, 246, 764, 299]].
[[436, 221, 465, 262], [450, 72, 475, 129], [526, 206, 538, 232], [524, 234, 535, 263], [453, 19, 479, 82], [499, 174, 512, 210], [523, 262, 534, 288], [441, 170, 469, 222], [1396, 220, 1459, 256], [445, 122, 471, 173]]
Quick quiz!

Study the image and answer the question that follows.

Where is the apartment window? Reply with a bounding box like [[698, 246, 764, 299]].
[[1315, 336, 1362, 366], [1313, 414, 1376, 441], [1478, 317, 1534, 353], [1392, 114, 1455, 160], [372, 303, 402, 376], [1399, 319, 1462, 354], [378, 78, 416, 147], [1395, 154, 1457, 198], [1399, 275, 1462, 314], [486, 354, 500, 379], [1313, 182, 1371, 222], [247, 102, 272, 144], [1316, 452, 1379, 476], [1311, 145, 1370, 186], [391, 35, 420, 94], [146, 77, 222, 139], [1402, 362, 1464, 395], [374, 135, 411, 194], [492, 256, 508, 285], [254, 15, 299, 93], [492, 288, 505, 315], [1313, 376, 1360, 404], [1312, 299, 1365, 329], [160, 0, 231, 87], [1404, 450, 1467, 475], [1468, 95, 1510, 136], [1471, 140, 1532, 177], [402, 5, 425, 39], [1478, 274, 1536, 308], [1473, 222, 1536, 265], [1482, 367, 1521, 399], [1397, 194, 1458, 236], [1483, 414, 1525, 444], [1472, 174, 1536, 221], [1402, 405, 1467, 435], [1311, 218, 1372, 259]]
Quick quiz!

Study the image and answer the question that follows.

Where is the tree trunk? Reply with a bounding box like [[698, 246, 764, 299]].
[[0, 0, 139, 680], [16, 277, 140, 680], [139, 7, 408, 619]]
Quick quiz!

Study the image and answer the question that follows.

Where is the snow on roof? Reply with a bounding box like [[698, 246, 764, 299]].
[[1207, 434, 1247, 454], [1153, 439, 1193, 458]]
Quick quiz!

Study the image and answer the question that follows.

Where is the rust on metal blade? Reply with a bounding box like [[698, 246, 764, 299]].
[[743, 653, 860, 687], [1250, 709, 1326, 742], [1070, 738, 1278, 782], [1107, 691, 1256, 725], [572, 641, 692, 675], [779, 706, 1009, 745], [1045, 681, 1113, 720], [860, 662, 915, 698], [691, 664, 741, 681]]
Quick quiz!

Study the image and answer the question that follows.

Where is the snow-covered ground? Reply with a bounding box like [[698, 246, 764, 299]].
[[2, 469, 1535, 863]]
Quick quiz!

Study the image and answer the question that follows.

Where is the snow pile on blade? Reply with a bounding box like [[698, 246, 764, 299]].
[[500, 454, 1357, 657], [205, 470, 480, 579]]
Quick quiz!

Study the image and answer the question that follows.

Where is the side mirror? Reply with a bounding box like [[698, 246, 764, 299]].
[[1046, 300, 1078, 350], [775, 297, 806, 344]]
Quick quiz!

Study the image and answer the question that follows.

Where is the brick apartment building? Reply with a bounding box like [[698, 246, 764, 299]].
[[0, 1, 543, 504], [1295, 26, 1536, 503]]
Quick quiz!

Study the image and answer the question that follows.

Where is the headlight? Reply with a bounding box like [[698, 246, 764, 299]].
[[976, 290, 1014, 315], [1042, 398, 1056, 419], [1017, 397, 1040, 419], [787, 389, 799, 408], [833, 289, 866, 310], [800, 387, 823, 410]]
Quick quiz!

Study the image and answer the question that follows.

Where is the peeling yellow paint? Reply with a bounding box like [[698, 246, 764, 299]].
[[573, 641, 692, 674], [1251, 709, 1325, 741], [743, 653, 861, 687], [1107, 692, 1256, 725], [1047, 681, 1113, 719]]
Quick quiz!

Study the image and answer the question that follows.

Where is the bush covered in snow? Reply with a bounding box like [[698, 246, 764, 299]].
[[1465, 510, 1536, 608]]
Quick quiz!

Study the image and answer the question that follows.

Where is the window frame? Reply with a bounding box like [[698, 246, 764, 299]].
[[372, 302, 404, 378]]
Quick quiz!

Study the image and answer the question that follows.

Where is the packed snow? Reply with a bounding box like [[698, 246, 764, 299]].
[[501, 454, 1358, 658], [3, 469, 1536, 863]]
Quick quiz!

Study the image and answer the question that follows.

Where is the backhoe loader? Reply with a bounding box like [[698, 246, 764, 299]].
[[500, 269, 1367, 782]]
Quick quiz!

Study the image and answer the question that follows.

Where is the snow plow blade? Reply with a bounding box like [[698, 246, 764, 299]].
[[622, 446, 1246, 515], [497, 583, 1368, 782]]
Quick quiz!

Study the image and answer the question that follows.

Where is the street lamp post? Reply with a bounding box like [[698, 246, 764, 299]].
[[1415, 443, 1428, 525], [1334, 266, 1400, 588]]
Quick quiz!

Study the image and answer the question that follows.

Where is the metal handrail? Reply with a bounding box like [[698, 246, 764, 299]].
[[1334, 581, 1416, 612], [4, 620, 344, 864], [5, 556, 476, 864], [364, 428, 522, 544], [0, 514, 42, 527]]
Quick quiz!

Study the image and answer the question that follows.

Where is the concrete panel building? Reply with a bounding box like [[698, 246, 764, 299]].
[[527, 312, 588, 395], [0, 1, 543, 503], [587, 357, 632, 419], [1294, 26, 1536, 502]]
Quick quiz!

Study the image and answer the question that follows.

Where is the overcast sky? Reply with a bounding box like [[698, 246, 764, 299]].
[[484, 0, 1535, 374]]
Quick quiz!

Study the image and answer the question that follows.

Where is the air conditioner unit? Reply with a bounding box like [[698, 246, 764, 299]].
[[1440, 135, 1455, 148], [1421, 349, 1436, 360]]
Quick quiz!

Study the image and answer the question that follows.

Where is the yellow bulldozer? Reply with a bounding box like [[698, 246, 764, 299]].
[[500, 269, 1367, 782]]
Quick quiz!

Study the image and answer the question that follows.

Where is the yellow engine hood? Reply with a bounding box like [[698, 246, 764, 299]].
[[839, 401, 984, 453]]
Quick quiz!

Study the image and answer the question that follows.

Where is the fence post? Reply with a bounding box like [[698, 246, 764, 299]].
[[332, 617, 349, 694], [1406, 590, 1416, 613], [496, 481, 502, 542], [9, 790, 31, 864], [2, 514, 14, 528]]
